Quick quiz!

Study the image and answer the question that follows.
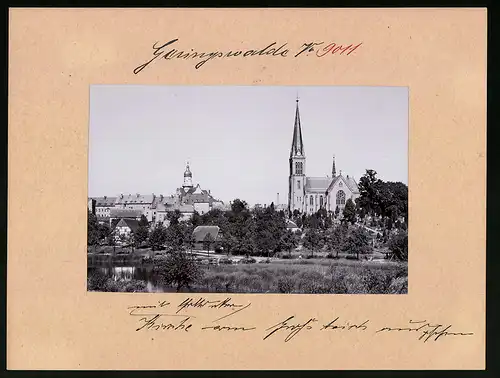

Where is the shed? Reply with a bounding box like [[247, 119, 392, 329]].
[[192, 225, 221, 251]]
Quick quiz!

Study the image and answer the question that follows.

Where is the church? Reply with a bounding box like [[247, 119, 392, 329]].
[[288, 98, 360, 215]]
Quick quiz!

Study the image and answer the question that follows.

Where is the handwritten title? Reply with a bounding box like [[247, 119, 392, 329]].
[[133, 39, 363, 74], [127, 297, 473, 344]]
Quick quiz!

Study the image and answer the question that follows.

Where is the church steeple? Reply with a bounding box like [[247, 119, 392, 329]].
[[332, 155, 337, 177], [288, 96, 307, 214], [290, 98, 304, 158]]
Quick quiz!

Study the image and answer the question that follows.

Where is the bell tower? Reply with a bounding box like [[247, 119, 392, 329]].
[[183, 161, 193, 189], [288, 97, 306, 213]]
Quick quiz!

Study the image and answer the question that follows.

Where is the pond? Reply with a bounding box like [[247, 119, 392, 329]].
[[87, 260, 207, 293]]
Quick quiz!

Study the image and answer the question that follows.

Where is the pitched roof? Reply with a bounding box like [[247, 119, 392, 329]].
[[93, 196, 117, 207], [109, 208, 142, 218], [152, 195, 177, 210], [181, 184, 209, 196], [286, 220, 299, 229], [345, 176, 359, 193], [114, 218, 140, 233], [290, 99, 305, 157], [326, 174, 360, 194], [155, 202, 175, 212], [115, 194, 155, 205], [184, 193, 211, 204], [192, 226, 220, 242], [305, 177, 333, 192]]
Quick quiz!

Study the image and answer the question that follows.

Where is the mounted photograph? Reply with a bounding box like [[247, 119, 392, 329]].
[[87, 85, 408, 294]]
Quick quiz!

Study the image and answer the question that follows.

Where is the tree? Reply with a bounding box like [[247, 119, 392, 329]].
[[108, 229, 117, 253], [133, 215, 150, 247], [167, 210, 182, 225], [356, 169, 408, 228], [226, 199, 255, 256], [221, 233, 237, 257], [342, 227, 371, 259], [316, 208, 332, 230], [356, 169, 380, 217], [184, 231, 196, 253], [326, 224, 347, 258], [280, 229, 300, 257], [334, 205, 340, 219], [98, 222, 111, 241], [134, 226, 149, 246], [149, 223, 167, 251], [203, 232, 215, 256], [87, 211, 100, 250], [231, 199, 248, 214], [269, 202, 275, 212], [343, 198, 357, 225], [303, 228, 322, 257], [165, 210, 186, 249], [138, 215, 149, 227], [253, 205, 286, 257], [388, 230, 408, 261], [154, 251, 204, 292], [190, 211, 202, 228]]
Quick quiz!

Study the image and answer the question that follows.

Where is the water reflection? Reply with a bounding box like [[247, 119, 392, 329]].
[[88, 263, 157, 286], [88, 262, 206, 293]]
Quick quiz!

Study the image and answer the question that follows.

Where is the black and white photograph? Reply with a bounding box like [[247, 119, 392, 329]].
[[87, 85, 408, 294]]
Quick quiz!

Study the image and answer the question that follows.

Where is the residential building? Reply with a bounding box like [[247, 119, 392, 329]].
[[112, 218, 140, 243]]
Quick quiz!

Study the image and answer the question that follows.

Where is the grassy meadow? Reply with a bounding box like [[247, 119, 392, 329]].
[[195, 259, 408, 294]]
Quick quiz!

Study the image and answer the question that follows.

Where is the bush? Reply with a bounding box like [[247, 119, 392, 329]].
[[104, 280, 120, 292], [124, 280, 147, 293], [277, 276, 295, 293], [241, 257, 257, 264], [87, 270, 109, 291], [342, 227, 372, 259], [154, 251, 204, 292], [388, 230, 408, 261], [388, 276, 408, 294], [361, 268, 394, 294]]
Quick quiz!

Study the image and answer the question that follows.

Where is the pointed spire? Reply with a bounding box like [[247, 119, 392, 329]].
[[290, 97, 304, 158], [332, 154, 337, 177]]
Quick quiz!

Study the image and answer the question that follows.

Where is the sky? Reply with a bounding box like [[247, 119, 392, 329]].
[[88, 85, 408, 206]]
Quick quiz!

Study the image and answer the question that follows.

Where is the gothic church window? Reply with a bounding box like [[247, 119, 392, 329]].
[[310, 196, 313, 206], [336, 190, 346, 205], [297, 181, 301, 189], [320, 195, 324, 207]]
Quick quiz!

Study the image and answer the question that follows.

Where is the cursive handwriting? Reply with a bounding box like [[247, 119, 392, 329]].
[[263, 316, 318, 342], [321, 317, 369, 331], [375, 320, 474, 342], [126, 299, 474, 345], [133, 39, 363, 74], [202, 325, 256, 332], [135, 315, 194, 332]]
